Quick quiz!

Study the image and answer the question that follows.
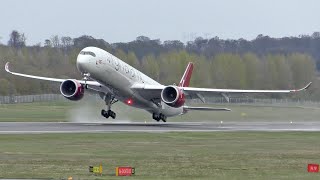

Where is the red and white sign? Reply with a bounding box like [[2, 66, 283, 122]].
[[116, 167, 135, 176], [308, 164, 319, 172]]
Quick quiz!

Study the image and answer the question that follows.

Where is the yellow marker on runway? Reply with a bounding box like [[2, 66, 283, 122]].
[[99, 163, 103, 175], [93, 166, 100, 173], [90, 164, 103, 176]]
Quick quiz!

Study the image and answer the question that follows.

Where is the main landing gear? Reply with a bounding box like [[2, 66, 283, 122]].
[[101, 95, 118, 119], [152, 113, 167, 122], [101, 109, 116, 119]]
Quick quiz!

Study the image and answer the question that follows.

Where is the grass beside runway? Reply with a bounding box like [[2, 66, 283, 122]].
[[0, 132, 320, 179], [0, 100, 320, 122], [0, 101, 74, 122]]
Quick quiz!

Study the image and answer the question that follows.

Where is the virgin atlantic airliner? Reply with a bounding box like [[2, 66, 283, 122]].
[[5, 47, 311, 122]]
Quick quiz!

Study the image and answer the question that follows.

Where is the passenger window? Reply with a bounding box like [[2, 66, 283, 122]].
[[140, 73, 144, 83], [113, 58, 120, 71], [130, 68, 135, 77], [124, 65, 129, 73]]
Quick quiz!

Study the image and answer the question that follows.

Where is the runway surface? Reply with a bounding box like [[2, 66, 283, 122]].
[[1, 121, 320, 134]]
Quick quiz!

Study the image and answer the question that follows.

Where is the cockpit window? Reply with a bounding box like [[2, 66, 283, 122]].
[[80, 51, 96, 57]]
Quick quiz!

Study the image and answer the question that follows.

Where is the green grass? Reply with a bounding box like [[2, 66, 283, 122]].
[[0, 101, 75, 122], [0, 132, 320, 179], [1, 100, 320, 122]]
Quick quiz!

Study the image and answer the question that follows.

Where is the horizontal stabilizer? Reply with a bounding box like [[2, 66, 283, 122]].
[[183, 106, 231, 111]]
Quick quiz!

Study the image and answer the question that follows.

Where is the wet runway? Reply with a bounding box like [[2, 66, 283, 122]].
[[0, 121, 320, 134]]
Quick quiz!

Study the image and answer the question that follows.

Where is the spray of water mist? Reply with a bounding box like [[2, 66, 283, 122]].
[[67, 96, 133, 123]]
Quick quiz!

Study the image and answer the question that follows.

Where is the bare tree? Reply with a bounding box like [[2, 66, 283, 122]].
[[136, 36, 150, 42], [44, 39, 52, 47], [61, 36, 73, 48], [8, 30, 26, 48], [50, 35, 60, 48]]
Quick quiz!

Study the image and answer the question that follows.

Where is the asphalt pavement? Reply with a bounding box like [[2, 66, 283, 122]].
[[0, 121, 320, 134]]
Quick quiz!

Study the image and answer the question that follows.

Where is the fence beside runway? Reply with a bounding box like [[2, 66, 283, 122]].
[[0, 94, 64, 104], [0, 94, 319, 107], [190, 97, 320, 107]]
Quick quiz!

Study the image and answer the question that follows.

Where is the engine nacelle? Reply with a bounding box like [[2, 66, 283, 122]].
[[60, 79, 84, 101], [161, 85, 185, 107]]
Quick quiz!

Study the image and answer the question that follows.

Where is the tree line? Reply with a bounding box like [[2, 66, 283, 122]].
[[0, 30, 318, 99]]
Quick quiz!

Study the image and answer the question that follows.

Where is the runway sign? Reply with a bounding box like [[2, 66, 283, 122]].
[[116, 167, 135, 176], [308, 164, 319, 172], [89, 164, 103, 175], [93, 166, 100, 173]]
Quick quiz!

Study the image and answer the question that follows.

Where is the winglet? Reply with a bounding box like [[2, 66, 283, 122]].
[[303, 82, 312, 90], [5, 62, 10, 72], [179, 62, 193, 87], [291, 82, 312, 92], [299, 82, 312, 91]]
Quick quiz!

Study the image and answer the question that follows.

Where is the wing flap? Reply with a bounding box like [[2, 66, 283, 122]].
[[131, 83, 164, 100], [183, 106, 231, 111]]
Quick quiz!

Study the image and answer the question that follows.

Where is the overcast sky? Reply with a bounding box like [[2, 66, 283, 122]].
[[0, 0, 319, 45]]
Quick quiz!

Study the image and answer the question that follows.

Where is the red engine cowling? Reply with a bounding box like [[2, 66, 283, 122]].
[[60, 79, 84, 101], [161, 85, 185, 107]]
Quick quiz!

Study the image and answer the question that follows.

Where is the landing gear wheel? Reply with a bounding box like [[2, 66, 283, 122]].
[[101, 109, 105, 116], [152, 113, 166, 122], [160, 114, 167, 122], [108, 110, 116, 119], [101, 109, 109, 118], [101, 94, 118, 119], [153, 113, 159, 122], [101, 109, 117, 119]]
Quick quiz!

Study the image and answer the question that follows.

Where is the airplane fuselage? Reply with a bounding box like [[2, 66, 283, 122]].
[[76, 47, 184, 117]]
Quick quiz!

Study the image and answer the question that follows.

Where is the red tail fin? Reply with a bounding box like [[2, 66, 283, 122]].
[[179, 62, 193, 87]]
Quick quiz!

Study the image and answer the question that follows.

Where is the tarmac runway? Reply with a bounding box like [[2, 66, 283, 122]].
[[1, 121, 320, 134]]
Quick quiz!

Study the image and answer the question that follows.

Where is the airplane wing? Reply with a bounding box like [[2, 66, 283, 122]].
[[5, 62, 101, 87], [182, 83, 312, 102], [131, 82, 312, 102]]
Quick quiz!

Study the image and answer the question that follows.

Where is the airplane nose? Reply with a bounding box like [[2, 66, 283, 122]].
[[76, 55, 87, 73]]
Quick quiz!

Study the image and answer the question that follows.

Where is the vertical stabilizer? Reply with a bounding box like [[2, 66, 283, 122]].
[[179, 62, 193, 87]]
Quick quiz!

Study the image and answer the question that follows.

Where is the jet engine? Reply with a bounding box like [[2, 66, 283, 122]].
[[60, 79, 84, 101], [161, 85, 185, 107]]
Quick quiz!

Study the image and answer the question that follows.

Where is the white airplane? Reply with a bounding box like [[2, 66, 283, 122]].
[[5, 47, 312, 122]]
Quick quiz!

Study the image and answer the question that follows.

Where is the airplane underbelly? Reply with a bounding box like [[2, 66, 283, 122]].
[[116, 92, 183, 117], [159, 102, 183, 117], [90, 64, 175, 115]]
